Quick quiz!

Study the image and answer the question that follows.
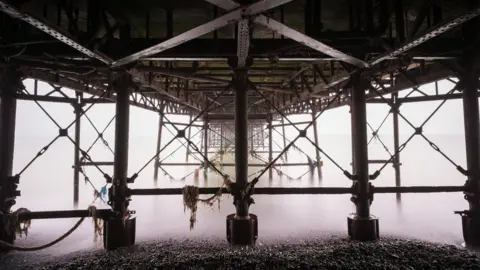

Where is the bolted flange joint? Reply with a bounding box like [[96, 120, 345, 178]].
[[350, 182, 374, 205]]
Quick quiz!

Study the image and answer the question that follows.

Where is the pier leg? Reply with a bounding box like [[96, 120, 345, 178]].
[[281, 117, 288, 161], [311, 108, 323, 179], [104, 73, 136, 250], [220, 124, 224, 162], [392, 93, 402, 202], [347, 74, 379, 241], [226, 69, 257, 245], [268, 115, 273, 180], [0, 68, 20, 248], [186, 114, 192, 162], [459, 55, 480, 249], [72, 92, 83, 207], [153, 104, 164, 181], [203, 119, 209, 180]]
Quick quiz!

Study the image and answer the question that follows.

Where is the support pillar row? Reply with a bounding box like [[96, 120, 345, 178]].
[[347, 73, 379, 241], [104, 73, 136, 250]]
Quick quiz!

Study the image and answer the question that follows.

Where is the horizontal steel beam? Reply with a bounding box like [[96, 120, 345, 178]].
[[16, 94, 112, 104], [112, 0, 295, 67], [205, 113, 269, 120], [79, 162, 114, 166], [130, 186, 464, 196], [17, 209, 114, 221], [367, 92, 480, 104], [158, 162, 312, 167], [253, 16, 368, 68]]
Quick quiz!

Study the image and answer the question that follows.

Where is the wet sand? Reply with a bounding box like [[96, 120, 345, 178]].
[[1, 235, 479, 269]]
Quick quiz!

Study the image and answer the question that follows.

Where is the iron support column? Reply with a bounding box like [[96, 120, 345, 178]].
[[153, 104, 164, 181], [459, 53, 480, 249], [111, 74, 131, 214], [72, 92, 83, 206], [234, 69, 249, 217], [349, 105, 356, 172], [203, 119, 209, 170], [311, 107, 322, 178], [347, 73, 379, 241], [220, 124, 224, 162], [105, 73, 135, 250], [186, 114, 192, 162], [226, 68, 258, 246], [392, 93, 402, 201], [281, 117, 288, 161], [0, 68, 20, 246], [268, 115, 273, 180]]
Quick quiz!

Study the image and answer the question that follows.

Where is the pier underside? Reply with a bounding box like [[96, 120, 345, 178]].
[[1, 0, 480, 251]]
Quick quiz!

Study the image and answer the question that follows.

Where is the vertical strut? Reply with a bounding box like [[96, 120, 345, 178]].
[[153, 103, 164, 181], [111, 73, 131, 214], [234, 69, 249, 217], [311, 107, 322, 178], [462, 60, 480, 212], [392, 93, 402, 201], [351, 74, 370, 218], [268, 115, 273, 180], [203, 119, 209, 170], [0, 68, 20, 246], [0, 68, 19, 214], [104, 73, 135, 251], [73, 92, 83, 206], [281, 117, 288, 161], [347, 73, 379, 241], [186, 114, 192, 162]]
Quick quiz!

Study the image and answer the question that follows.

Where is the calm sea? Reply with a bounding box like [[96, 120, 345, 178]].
[[9, 79, 470, 256]]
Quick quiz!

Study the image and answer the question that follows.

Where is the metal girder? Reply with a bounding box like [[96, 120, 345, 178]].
[[0, 0, 112, 64], [367, 92, 480, 104], [275, 7, 480, 112], [237, 19, 250, 68], [112, 0, 295, 67], [253, 16, 368, 68], [23, 70, 195, 114], [204, 0, 367, 68], [0, 1, 203, 112], [370, 7, 480, 66]]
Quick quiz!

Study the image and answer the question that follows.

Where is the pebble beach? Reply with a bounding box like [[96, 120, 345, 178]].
[[1, 235, 480, 269]]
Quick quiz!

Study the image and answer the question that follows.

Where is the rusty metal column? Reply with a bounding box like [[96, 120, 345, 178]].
[[281, 117, 288, 161], [226, 67, 257, 246], [72, 92, 84, 206], [268, 115, 273, 180], [311, 107, 322, 178], [459, 54, 480, 249], [0, 68, 20, 246], [392, 93, 402, 201], [234, 69, 249, 216], [186, 114, 192, 162], [153, 104, 164, 181], [347, 73, 379, 241], [104, 73, 135, 250], [203, 119, 209, 170]]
